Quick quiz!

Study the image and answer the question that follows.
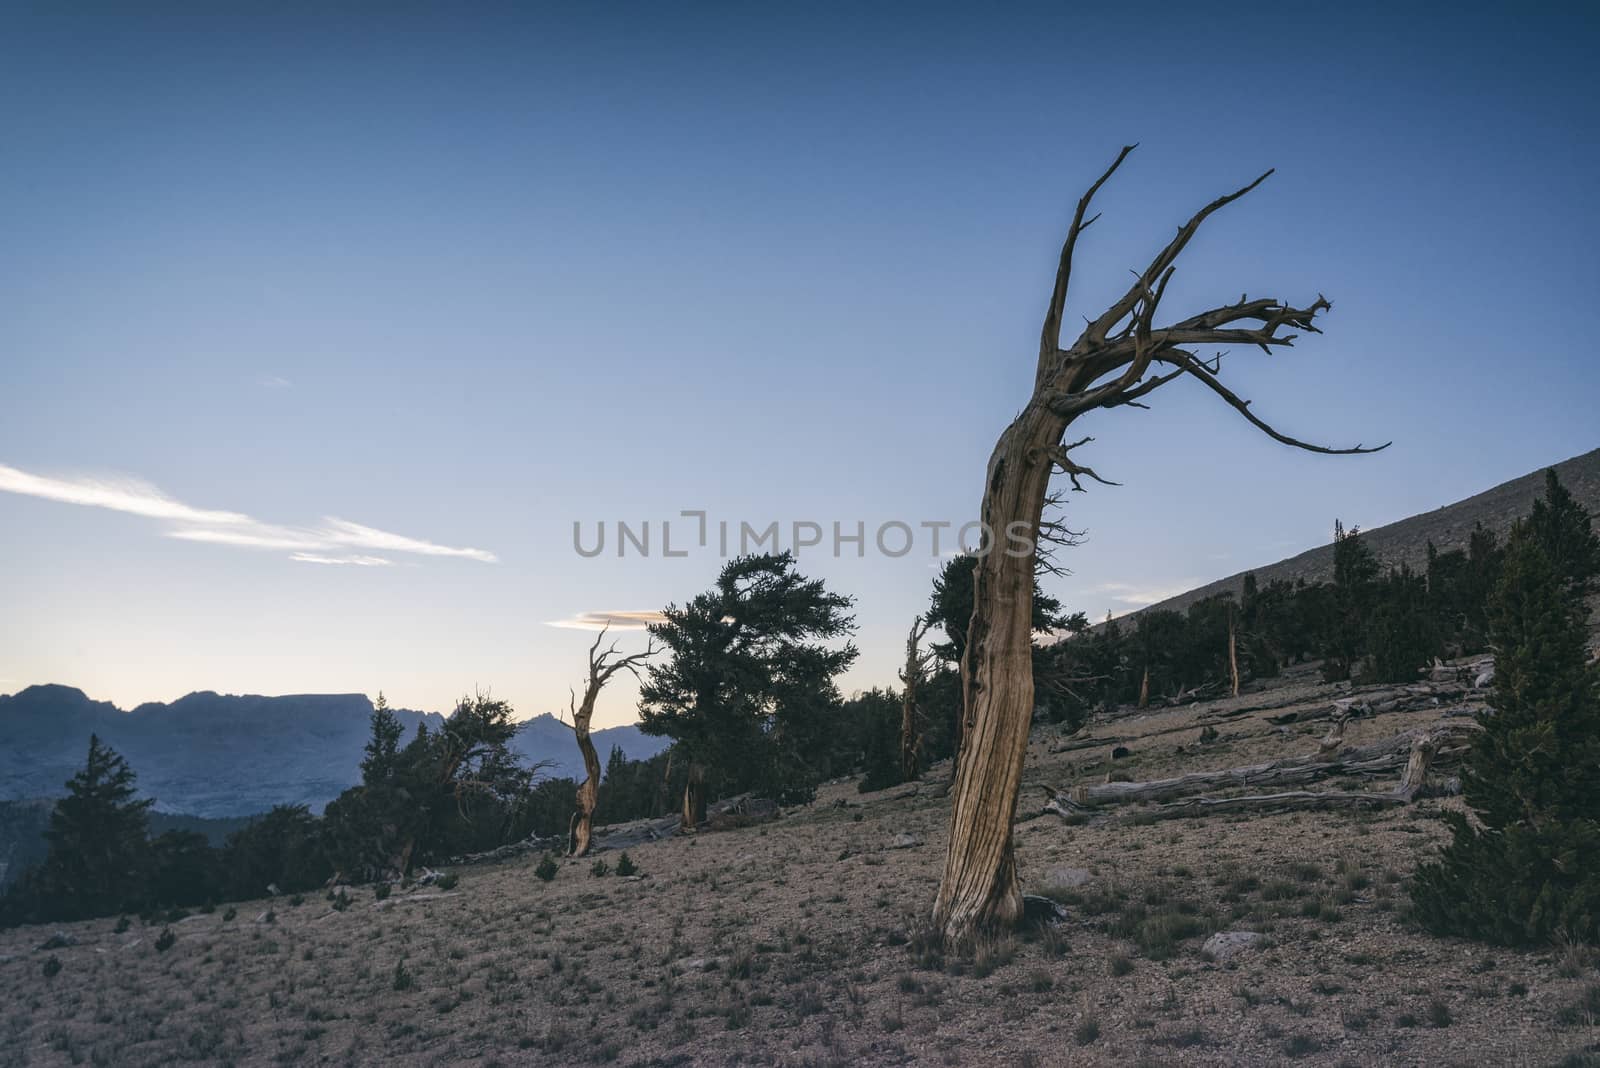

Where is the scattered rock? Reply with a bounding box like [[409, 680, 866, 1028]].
[[708, 796, 781, 830], [1110, 746, 1132, 759], [676, 956, 725, 973], [37, 931, 76, 951], [1202, 930, 1265, 962], [1043, 866, 1093, 889], [266, 882, 281, 897], [889, 833, 923, 849], [1022, 894, 1070, 926]]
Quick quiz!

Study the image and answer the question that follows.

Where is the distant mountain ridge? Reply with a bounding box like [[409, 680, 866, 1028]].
[[1124, 446, 1600, 621], [0, 687, 668, 818]]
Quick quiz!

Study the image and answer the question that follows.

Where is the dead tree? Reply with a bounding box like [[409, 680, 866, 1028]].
[[934, 146, 1386, 942], [899, 616, 935, 782], [1227, 604, 1241, 698], [563, 626, 654, 857]]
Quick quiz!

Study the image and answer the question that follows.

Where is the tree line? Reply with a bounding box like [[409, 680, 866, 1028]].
[[3, 472, 1594, 939]]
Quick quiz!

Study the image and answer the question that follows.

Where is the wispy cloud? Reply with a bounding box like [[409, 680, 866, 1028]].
[[319, 519, 497, 563], [547, 610, 667, 631], [0, 463, 251, 526], [1089, 580, 1198, 608], [257, 375, 293, 389], [0, 461, 496, 566]]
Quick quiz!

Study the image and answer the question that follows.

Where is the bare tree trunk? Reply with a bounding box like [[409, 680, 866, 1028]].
[[657, 748, 675, 818], [900, 617, 933, 783], [1137, 666, 1150, 709], [931, 146, 1383, 944], [1228, 607, 1241, 698], [564, 627, 654, 858], [570, 730, 601, 857], [680, 761, 706, 832], [936, 408, 1067, 936]]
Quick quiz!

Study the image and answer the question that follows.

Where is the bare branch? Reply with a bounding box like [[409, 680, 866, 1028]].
[[1077, 168, 1274, 347], [1033, 436, 1121, 492], [1163, 349, 1390, 455], [1039, 144, 1137, 360]]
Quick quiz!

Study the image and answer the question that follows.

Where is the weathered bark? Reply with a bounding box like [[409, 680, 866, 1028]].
[[564, 627, 654, 857], [899, 617, 934, 782], [1137, 666, 1150, 709], [680, 761, 706, 832], [570, 739, 602, 857], [1316, 716, 1349, 758], [933, 145, 1383, 943], [1228, 607, 1241, 698]]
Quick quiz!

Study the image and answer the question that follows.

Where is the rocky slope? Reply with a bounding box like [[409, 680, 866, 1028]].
[[1130, 446, 1600, 619]]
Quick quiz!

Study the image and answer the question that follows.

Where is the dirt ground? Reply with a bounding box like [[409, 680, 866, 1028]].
[[3, 663, 1599, 1067]]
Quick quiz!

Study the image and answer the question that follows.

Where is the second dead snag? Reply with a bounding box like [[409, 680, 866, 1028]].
[[564, 626, 654, 857], [899, 616, 934, 783]]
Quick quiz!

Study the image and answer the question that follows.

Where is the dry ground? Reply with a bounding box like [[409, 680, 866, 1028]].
[[4, 664, 1600, 1067]]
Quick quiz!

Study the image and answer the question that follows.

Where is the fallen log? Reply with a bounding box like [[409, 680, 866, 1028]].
[[1042, 723, 1472, 815], [1049, 733, 1131, 754], [1109, 733, 1441, 822], [1107, 738, 1446, 824]]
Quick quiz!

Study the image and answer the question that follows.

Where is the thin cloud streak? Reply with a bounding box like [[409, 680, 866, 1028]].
[[321, 519, 497, 563], [0, 463, 251, 526], [1089, 580, 1199, 607], [547, 610, 667, 631], [0, 461, 496, 566]]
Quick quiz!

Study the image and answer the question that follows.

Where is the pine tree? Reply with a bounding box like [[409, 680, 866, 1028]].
[[1526, 469, 1600, 612], [1409, 520, 1600, 944], [32, 735, 153, 921], [639, 552, 857, 823], [360, 692, 404, 785], [1366, 564, 1440, 683], [1321, 520, 1379, 681]]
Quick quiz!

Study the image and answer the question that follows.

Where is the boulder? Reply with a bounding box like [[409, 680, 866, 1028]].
[[1202, 930, 1265, 962], [889, 833, 923, 849], [36, 931, 76, 951], [707, 795, 780, 830], [1043, 866, 1093, 889], [1022, 895, 1070, 926], [676, 956, 725, 973]]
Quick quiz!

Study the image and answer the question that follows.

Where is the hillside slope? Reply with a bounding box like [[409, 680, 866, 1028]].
[[4, 667, 1597, 1066], [1128, 447, 1600, 619]]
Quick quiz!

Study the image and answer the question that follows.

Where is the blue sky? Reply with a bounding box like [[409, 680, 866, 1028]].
[[2, 5, 1595, 726]]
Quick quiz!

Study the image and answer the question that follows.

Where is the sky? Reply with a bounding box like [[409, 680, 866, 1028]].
[[1, 4, 1596, 728]]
